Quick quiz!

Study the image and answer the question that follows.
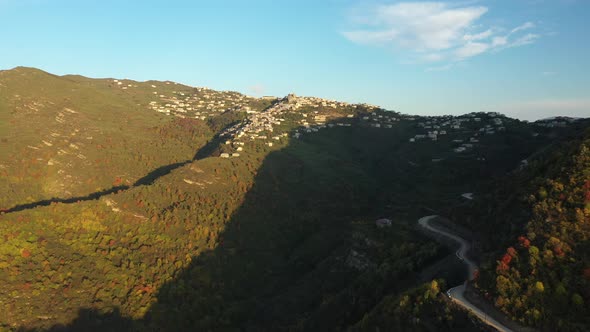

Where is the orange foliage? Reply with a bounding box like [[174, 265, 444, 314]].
[[21, 249, 31, 258]]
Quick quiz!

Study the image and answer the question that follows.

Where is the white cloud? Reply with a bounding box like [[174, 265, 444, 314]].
[[509, 33, 540, 47], [464, 29, 493, 41], [510, 22, 535, 35], [344, 2, 488, 51], [455, 42, 490, 58], [422, 53, 444, 62], [492, 36, 507, 47], [343, 2, 541, 66]]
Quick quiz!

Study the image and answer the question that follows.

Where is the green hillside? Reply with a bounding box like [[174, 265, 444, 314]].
[[0, 67, 587, 331]]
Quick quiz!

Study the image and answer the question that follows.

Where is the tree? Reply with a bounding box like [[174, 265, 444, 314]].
[[572, 293, 584, 306], [534, 281, 545, 293], [429, 280, 440, 295], [496, 275, 512, 297]]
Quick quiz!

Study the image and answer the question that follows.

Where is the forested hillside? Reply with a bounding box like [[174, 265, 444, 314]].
[[451, 121, 590, 331], [0, 67, 587, 331]]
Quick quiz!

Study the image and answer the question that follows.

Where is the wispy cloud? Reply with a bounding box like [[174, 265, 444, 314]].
[[343, 2, 541, 66], [510, 22, 535, 35]]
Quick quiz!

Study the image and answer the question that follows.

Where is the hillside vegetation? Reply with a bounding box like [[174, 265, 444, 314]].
[[451, 123, 590, 331], [0, 67, 587, 331]]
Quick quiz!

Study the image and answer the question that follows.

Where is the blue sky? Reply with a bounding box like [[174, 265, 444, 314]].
[[1, 0, 588, 120]]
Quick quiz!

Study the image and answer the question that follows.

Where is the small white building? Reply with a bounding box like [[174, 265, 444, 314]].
[[376, 218, 392, 228]]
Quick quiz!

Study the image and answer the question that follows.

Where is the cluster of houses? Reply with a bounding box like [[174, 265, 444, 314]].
[[408, 113, 508, 154], [110, 78, 257, 120], [147, 88, 257, 120], [113, 79, 566, 161], [360, 112, 400, 129], [534, 117, 579, 128], [217, 94, 391, 157]]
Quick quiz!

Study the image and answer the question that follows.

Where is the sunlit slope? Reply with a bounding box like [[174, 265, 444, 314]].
[[0, 67, 262, 209]]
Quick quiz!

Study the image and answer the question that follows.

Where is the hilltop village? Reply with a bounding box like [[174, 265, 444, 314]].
[[122, 78, 579, 161]]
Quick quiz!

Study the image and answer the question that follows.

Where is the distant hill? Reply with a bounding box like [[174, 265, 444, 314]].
[[0, 67, 588, 331]]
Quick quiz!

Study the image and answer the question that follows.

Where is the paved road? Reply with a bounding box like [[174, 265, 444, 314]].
[[418, 215, 513, 332]]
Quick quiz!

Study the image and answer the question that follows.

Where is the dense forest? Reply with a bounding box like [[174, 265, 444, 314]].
[[451, 123, 590, 331], [0, 67, 588, 331]]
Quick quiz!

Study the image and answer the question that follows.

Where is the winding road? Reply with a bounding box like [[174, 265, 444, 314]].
[[418, 215, 513, 332]]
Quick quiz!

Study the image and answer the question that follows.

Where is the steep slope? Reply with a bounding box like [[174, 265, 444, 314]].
[[450, 120, 590, 331]]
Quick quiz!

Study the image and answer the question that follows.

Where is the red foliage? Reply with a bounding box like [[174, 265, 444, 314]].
[[501, 253, 513, 265], [559, 193, 566, 200], [507, 247, 518, 258], [140, 285, 154, 294], [583, 267, 590, 280], [554, 246, 565, 258], [518, 236, 531, 248], [585, 190, 590, 203], [113, 177, 123, 186], [497, 261, 509, 272]]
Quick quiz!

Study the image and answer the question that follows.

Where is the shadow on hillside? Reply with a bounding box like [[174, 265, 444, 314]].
[[2, 136, 226, 215], [3, 185, 130, 214], [16, 120, 438, 331], [15, 116, 548, 331], [17, 309, 134, 332]]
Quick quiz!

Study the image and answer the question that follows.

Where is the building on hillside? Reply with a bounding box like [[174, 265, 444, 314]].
[[375, 218, 392, 228]]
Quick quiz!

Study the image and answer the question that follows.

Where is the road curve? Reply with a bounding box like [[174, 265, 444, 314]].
[[418, 215, 513, 332]]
